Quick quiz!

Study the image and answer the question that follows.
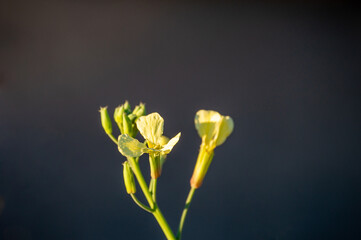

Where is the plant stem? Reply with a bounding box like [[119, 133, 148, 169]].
[[152, 178, 158, 203], [127, 157, 154, 209], [127, 157, 176, 240], [149, 178, 154, 193], [107, 133, 118, 145], [153, 206, 176, 240], [176, 187, 196, 240], [130, 194, 153, 213]]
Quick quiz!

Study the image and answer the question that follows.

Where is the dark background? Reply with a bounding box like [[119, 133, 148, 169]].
[[1, 1, 361, 239]]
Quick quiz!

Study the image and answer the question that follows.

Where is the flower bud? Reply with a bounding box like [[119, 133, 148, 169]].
[[114, 105, 124, 133], [127, 113, 137, 122], [132, 105, 140, 115], [114, 105, 124, 124], [123, 101, 131, 114], [123, 161, 136, 194], [134, 103, 146, 118], [122, 113, 133, 136], [99, 107, 112, 135]]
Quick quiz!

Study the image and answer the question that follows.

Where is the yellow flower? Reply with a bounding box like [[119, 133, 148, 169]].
[[195, 110, 234, 150], [191, 110, 234, 188], [118, 112, 181, 158]]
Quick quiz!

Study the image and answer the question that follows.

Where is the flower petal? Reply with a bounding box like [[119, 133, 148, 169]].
[[195, 110, 222, 144], [118, 134, 146, 158], [215, 116, 234, 146], [136, 112, 164, 146], [161, 132, 181, 154]]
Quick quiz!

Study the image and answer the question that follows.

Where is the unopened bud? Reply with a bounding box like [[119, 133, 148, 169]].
[[123, 101, 131, 114], [134, 103, 146, 117], [122, 113, 133, 136], [127, 113, 137, 122], [114, 105, 124, 124], [99, 107, 112, 135], [132, 105, 140, 115], [123, 161, 136, 194]]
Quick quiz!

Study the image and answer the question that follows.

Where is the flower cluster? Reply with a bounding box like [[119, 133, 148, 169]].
[[99, 102, 233, 240]]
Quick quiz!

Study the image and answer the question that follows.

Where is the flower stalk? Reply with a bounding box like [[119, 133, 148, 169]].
[[176, 187, 196, 240]]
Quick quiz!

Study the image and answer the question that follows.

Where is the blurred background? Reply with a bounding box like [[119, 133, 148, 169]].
[[1, 1, 361, 239]]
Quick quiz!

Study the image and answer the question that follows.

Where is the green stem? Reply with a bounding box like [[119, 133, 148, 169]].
[[176, 187, 197, 240], [115, 122, 123, 134], [149, 178, 154, 193], [127, 157, 176, 240], [107, 133, 118, 145], [130, 194, 153, 213], [153, 206, 176, 240], [127, 157, 154, 209], [152, 178, 158, 203]]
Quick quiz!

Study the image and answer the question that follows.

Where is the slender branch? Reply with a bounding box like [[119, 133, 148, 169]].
[[176, 187, 197, 240], [130, 194, 153, 213], [127, 157, 155, 209], [107, 133, 118, 145], [153, 207, 176, 240], [127, 157, 176, 240], [115, 122, 123, 134]]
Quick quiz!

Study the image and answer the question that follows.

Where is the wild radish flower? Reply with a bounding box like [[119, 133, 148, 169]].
[[190, 110, 234, 188], [195, 110, 234, 150], [118, 112, 181, 178]]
